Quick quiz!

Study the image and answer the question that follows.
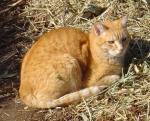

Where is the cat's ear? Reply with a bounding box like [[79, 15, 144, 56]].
[[121, 16, 128, 28], [92, 22, 108, 36]]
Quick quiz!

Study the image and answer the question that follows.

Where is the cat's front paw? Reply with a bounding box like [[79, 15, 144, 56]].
[[107, 75, 120, 84], [97, 75, 120, 86]]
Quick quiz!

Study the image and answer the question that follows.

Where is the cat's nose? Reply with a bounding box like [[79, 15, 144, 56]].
[[118, 46, 123, 51], [115, 41, 123, 51]]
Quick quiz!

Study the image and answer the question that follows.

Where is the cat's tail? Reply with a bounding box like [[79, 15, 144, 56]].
[[21, 86, 107, 108]]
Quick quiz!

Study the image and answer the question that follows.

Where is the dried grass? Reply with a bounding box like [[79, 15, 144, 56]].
[[1, 0, 149, 120], [20, 0, 150, 120]]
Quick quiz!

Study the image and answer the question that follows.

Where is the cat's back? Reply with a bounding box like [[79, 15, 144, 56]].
[[40, 27, 89, 54], [28, 27, 89, 55], [22, 27, 89, 74]]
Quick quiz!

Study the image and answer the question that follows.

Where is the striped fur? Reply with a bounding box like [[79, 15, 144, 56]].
[[19, 16, 130, 108], [21, 86, 106, 108]]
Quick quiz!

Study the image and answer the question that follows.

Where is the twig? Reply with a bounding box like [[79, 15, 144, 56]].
[[82, 97, 92, 121], [0, 0, 23, 15], [8, 0, 23, 7]]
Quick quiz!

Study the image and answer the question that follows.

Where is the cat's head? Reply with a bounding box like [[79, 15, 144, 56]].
[[90, 16, 130, 60]]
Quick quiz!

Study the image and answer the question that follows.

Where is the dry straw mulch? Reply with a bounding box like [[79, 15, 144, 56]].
[[22, 0, 150, 120], [0, 0, 150, 121]]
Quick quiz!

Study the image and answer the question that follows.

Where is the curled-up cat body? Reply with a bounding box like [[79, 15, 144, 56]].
[[19, 16, 130, 108]]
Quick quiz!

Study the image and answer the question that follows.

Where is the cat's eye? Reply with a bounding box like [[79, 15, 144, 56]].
[[108, 41, 114, 44], [122, 38, 127, 42]]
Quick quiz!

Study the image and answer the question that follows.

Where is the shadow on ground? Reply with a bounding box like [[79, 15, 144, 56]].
[[124, 37, 150, 73]]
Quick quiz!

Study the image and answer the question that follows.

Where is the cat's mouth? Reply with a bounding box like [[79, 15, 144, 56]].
[[108, 50, 124, 58]]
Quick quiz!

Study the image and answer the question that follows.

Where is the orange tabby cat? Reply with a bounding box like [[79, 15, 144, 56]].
[[19, 16, 130, 108]]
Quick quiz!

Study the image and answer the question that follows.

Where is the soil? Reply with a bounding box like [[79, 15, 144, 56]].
[[0, 1, 48, 121], [0, 79, 48, 121]]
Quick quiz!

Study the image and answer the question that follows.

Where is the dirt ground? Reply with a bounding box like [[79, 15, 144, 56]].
[[0, 1, 46, 121]]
